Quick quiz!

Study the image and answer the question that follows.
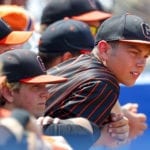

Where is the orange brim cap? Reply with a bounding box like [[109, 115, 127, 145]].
[[71, 10, 112, 22], [0, 5, 29, 31], [20, 74, 67, 84], [120, 39, 150, 45], [0, 31, 32, 45]]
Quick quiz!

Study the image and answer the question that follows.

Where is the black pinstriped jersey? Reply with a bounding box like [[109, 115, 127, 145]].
[[45, 54, 119, 127]]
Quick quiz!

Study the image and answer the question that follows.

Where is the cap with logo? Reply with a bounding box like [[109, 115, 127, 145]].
[[95, 13, 150, 45], [0, 49, 67, 84], [39, 19, 94, 54], [0, 18, 32, 45], [41, 0, 111, 25]]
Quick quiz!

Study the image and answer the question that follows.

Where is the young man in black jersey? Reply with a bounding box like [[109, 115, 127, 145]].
[[43, 14, 150, 149], [38, 18, 131, 148], [39, 0, 147, 144]]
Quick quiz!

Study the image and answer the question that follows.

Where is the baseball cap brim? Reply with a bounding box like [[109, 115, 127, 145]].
[[0, 5, 32, 31], [19, 74, 67, 84], [71, 10, 112, 22], [0, 31, 32, 45], [120, 39, 150, 45]]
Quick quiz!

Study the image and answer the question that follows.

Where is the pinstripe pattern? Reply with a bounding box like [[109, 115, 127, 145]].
[[45, 54, 119, 127]]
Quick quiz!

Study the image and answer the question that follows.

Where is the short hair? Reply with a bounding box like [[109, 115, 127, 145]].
[[107, 40, 119, 49], [0, 78, 21, 106], [39, 51, 81, 69]]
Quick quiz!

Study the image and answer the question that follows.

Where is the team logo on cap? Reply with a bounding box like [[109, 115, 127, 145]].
[[37, 56, 46, 72], [141, 23, 150, 39]]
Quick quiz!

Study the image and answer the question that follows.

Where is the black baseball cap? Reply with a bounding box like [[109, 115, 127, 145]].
[[0, 18, 32, 45], [95, 13, 150, 45], [41, 0, 111, 25], [39, 19, 94, 54], [0, 49, 67, 84]]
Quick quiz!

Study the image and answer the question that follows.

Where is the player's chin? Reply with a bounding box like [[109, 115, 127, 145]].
[[122, 80, 136, 87]]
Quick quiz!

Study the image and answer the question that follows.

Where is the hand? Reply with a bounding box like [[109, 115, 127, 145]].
[[94, 113, 129, 148], [107, 113, 129, 144], [122, 103, 138, 113], [122, 103, 147, 140], [94, 124, 119, 148], [36, 116, 54, 127]]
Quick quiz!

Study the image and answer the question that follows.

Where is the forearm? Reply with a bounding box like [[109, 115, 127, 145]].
[[43, 120, 100, 150], [111, 100, 123, 114]]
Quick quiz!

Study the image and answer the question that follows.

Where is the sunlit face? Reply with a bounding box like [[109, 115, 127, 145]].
[[11, 83, 49, 117], [105, 42, 150, 86]]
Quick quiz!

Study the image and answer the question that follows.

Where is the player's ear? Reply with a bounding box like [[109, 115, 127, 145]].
[[97, 40, 109, 63], [1, 85, 14, 103], [97, 40, 109, 53], [62, 52, 73, 61]]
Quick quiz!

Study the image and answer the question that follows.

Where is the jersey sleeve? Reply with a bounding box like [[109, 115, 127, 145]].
[[53, 80, 118, 127]]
